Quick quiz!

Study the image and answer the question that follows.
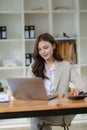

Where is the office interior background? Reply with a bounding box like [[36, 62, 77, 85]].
[[0, 0, 87, 129]]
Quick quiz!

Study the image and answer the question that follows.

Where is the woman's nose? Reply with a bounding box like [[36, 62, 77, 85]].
[[41, 49, 45, 54]]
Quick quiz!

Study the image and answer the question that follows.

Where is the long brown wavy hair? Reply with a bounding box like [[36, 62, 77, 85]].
[[32, 33, 63, 79]]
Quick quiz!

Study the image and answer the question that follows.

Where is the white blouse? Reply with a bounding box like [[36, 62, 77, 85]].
[[44, 62, 55, 96]]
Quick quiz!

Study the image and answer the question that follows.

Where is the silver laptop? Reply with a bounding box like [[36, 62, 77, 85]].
[[7, 78, 57, 100]]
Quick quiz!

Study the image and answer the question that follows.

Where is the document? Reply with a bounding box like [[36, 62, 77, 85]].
[[0, 93, 10, 102]]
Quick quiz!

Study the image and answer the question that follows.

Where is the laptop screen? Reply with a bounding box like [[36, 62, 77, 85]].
[[7, 78, 49, 100]]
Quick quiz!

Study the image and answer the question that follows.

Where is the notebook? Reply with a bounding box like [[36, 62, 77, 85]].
[[7, 78, 57, 101]]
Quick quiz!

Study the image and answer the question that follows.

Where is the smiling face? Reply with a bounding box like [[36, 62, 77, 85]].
[[38, 40, 55, 62], [32, 33, 63, 79]]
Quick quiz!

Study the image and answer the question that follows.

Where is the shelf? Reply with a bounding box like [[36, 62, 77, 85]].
[[52, 10, 77, 13], [0, 39, 23, 42], [80, 64, 87, 67], [79, 10, 87, 12], [0, 0, 86, 91], [24, 11, 49, 14], [0, 11, 22, 14], [80, 37, 87, 40], [0, 0, 87, 80], [0, 66, 25, 70], [25, 39, 35, 42]]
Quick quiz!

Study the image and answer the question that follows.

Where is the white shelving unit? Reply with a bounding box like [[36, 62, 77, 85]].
[[0, 0, 87, 126], [79, 0, 87, 86]]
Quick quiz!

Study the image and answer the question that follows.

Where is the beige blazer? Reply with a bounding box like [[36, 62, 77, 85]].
[[27, 60, 85, 95], [27, 61, 86, 124], [54, 61, 85, 94]]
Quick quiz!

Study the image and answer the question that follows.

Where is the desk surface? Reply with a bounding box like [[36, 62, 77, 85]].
[[0, 97, 87, 119]]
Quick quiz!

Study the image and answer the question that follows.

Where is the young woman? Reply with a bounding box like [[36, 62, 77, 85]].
[[27, 33, 85, 130]]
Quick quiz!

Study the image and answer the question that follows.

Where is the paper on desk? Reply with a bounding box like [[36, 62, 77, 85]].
[[0, 93, 10, 102]]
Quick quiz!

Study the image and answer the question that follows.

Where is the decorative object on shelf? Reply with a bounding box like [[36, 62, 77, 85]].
[[54, 6, 71, 10], [29, 25, 35, 39], [0, 26, 7, 39], [25, 53, 33, 66], [25, 25, 35, 39], [63, 33, 69, 38], [32, 7, 44, 11], [2, 59, 17, 67], [25, 26, 29, 39], [25, 53, 30, 66], [57, 32, 75, 38], [67, 32, 75, 38]]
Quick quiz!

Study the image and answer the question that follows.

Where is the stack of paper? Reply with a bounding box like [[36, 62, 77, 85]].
[[0, 93, 10, 102]]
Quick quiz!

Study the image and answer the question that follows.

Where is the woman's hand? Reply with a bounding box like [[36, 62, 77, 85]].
[[69, 88, 81, 96]]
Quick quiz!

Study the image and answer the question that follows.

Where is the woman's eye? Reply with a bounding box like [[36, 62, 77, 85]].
[[44, 46, 48, 49], [38, 46, 48, 51]]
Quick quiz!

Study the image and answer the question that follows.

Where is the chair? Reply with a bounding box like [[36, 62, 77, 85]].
[[51, 116, 70, 130], [52, 122, 70, 130], [39, 116, 70, 130]]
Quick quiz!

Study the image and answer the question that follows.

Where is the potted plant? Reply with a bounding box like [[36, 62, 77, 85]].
[[0, 82, 4, 92]]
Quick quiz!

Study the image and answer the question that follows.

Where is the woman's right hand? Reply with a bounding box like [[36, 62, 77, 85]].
[[69, 87, 81, 96]]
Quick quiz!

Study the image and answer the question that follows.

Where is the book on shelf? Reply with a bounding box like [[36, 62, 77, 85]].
[[0, 26, 7, 39], [71, 42, 77, 64], [64, 42, 70, 61], [59, 42, 65, 59], [25, 25, 35, 39], [59, 41, 77, 64]]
